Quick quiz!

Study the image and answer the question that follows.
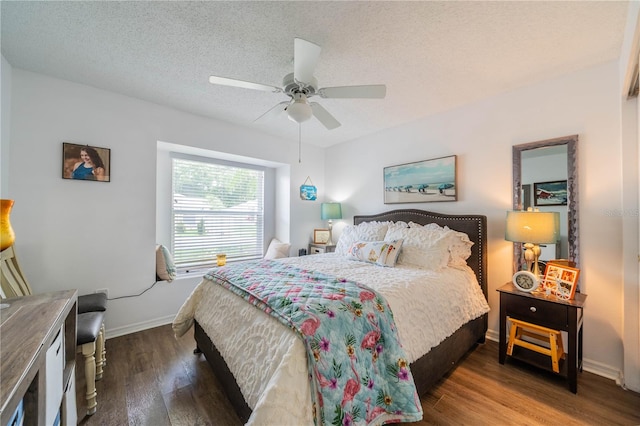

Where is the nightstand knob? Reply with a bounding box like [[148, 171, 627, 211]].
[[530, 306, 537, 313]]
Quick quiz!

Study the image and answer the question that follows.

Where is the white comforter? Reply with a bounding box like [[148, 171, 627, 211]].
[[173, 254, 490, 426]]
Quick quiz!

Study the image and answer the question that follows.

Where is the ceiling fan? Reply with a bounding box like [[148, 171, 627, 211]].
[[208, 38, 386, 130]]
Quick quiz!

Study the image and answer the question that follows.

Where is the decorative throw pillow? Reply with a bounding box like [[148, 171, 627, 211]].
[[335, 221, 391, 255], [264, 238, 291, 259], [156, 244, 176, 282], [346, 239, 403, 267]]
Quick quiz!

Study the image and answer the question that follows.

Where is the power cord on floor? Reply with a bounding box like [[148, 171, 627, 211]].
[[107, 281, 160, 300]]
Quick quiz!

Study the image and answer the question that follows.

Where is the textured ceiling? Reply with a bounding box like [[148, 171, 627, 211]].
[[1, 1, 629, 148]]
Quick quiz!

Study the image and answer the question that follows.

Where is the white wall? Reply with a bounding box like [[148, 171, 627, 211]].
[[1, 55, 11, 197], [6, 69, 326, 336], [618, 0, 640, 393], [325, 61, 626, 378]]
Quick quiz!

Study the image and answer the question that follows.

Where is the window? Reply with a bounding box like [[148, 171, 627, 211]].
[[171, 156, 265, 272]]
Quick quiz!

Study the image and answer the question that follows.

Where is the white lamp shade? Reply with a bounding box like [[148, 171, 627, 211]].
[[287, 99, 312, 123], [505, 210, 560, 244], [321, 202, 342, 220]]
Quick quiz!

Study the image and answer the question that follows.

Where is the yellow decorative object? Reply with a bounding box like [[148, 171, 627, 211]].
[[216, 254, 227, 266], [0, 199, 16, 251], [507, 318, 564, 373]]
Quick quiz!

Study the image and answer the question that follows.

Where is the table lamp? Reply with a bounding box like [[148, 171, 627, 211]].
[[321, 202, 342, 245], [505, 209, 560, 277]]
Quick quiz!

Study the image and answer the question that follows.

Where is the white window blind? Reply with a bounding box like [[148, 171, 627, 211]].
[[171, 156, 264, 272]]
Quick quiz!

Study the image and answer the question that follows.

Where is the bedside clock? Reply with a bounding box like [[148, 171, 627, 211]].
[[512, 270, 539, 292]]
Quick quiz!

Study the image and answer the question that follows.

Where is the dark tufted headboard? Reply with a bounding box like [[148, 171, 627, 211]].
[[353, 209, 488, 298]]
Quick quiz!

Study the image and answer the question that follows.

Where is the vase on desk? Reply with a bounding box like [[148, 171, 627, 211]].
[[0, 199, 16, 251]]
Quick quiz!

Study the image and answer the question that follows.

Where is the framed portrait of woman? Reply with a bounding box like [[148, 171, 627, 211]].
[[62, 142, 111, 182]]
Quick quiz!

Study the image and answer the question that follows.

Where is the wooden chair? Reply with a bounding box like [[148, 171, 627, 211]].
[[0, 245, 107, 415], [0, 245, 31, 297]]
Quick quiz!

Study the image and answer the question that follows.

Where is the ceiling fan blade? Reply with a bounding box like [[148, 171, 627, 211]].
[[310, 102, 341, 130], [253, 101, 290, 123], [294, 38, 322, 85], [318, 85, 386, 99], [209, 75, 281, 93]]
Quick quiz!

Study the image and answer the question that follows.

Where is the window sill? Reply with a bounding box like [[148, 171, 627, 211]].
[[176, 269, 209, 280], [176, 257, 263, 279]]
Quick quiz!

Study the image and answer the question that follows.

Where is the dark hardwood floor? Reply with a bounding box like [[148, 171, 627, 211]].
[[75, 324, 640, 425]]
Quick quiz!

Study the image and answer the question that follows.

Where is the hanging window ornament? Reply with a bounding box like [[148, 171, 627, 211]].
[[300, 176, 317, 201]]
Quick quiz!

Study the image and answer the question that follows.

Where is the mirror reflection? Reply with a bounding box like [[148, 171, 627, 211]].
[[521, 145, 567, 260], [512, 135, 579, 274]]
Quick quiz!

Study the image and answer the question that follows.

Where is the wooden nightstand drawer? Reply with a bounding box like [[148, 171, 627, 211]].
[[308, 244, 336, 255], [504, 293, 568, 329]]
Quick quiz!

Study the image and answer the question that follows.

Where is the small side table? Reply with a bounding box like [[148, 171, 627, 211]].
[[497, 282, 587, 393], [308, 243, 336, 255]]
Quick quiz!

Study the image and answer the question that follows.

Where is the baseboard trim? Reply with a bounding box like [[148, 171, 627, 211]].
[[582, 358, 623, 384], [105, 314, 175, 339], [486, 328, 622, 384], [486, 328, 499, 343]]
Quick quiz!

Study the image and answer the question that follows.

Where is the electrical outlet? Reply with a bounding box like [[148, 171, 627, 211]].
[[96, 288, 109, 298]]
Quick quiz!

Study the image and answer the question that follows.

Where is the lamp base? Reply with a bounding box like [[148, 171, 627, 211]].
[[326, 221, 334, 246], [523, 242, 542, 277]]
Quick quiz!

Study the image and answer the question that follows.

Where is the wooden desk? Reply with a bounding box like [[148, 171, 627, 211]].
[[0, 290, 77, 425], [498, 283, 586, 393]]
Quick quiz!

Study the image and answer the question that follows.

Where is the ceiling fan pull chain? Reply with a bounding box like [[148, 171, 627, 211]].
[[298, 124, 302, 163]]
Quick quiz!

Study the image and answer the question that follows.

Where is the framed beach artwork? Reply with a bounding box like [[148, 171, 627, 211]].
[[534, 180, 567, 206], [62, 142, 111, 182], [383, 155, 457, 204]]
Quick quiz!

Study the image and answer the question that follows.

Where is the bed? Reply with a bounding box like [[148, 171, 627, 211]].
[[173, 209, 489, 425]]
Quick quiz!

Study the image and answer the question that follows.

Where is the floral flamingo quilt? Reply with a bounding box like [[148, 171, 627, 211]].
[[205, 259, 423, 426]]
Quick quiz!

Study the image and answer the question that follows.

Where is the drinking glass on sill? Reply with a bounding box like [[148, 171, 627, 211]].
[[216, 254, 227, 266]]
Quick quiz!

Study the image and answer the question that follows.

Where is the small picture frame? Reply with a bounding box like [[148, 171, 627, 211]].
[[63, 142, 111, 182], [534, 180, 567, 206], [542, 263, 580, 300], [313, 229, 330, 244]]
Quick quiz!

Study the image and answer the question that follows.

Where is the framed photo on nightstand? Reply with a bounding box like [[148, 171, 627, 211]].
[[543, 263, 580, 300], [313, 229, 330, 244]]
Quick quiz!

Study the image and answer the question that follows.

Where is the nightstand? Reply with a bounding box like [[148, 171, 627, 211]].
[[497, 282, 587, 393], [308, 243, 336, 254]]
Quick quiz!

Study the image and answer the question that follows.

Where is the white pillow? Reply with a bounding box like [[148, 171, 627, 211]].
[[156, 244, 176, 282], [346, 239, 404, 267], [335, 221, 391, 255], [385, 223, 473, 270], [264, 238, 291, 259], [446, 230, 474, 267], [387, 221, 409, 234], [410, 223, 474, 266]]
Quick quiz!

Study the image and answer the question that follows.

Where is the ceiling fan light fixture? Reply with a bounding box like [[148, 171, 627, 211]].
[[208, 38, 385, 130], [286, 94, 312, 123]]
